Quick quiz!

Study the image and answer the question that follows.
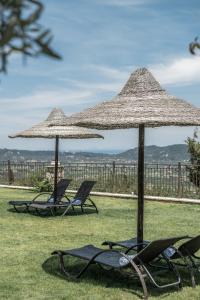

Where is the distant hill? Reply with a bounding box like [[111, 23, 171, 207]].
[[0, 144, 190, 163], [116, 144, 189, 162], [0, 148, 112, 162]]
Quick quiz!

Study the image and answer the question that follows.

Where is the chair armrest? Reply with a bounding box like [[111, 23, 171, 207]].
[[125, 242, 148, 254], [32, 192, 52, 202]]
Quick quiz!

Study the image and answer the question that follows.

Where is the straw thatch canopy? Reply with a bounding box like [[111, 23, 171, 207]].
[[63, 68, 200, 129], [9, 108, 103, 139]]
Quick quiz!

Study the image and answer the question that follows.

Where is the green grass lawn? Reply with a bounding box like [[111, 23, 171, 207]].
[[1, 188, 200, 300]]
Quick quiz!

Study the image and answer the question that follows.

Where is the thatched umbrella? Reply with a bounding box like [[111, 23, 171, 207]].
[[62, 67, 200, 244], [9, 108, 103, 201]]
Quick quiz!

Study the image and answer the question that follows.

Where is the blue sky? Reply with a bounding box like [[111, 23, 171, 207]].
[[1, 0, 200, 153]]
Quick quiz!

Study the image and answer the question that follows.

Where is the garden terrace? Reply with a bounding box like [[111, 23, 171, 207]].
[[1, 188, 200, 299]]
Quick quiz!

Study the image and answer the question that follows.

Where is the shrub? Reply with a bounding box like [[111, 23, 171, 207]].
[[186, 129, 200, 187], [28, 173, 53, 192]]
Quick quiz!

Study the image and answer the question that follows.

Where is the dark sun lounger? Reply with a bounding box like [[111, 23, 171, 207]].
[[163, 235, 200, 287], [51, 236, 186, 300], [8, 179, 72, 213], [103, 235, 200, 287], [29, 180, 97, 216]]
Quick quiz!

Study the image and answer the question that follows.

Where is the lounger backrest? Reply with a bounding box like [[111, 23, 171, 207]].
[[48, 179, 71, 203], [133, 236, 186, 264], [178, 235, 200, 257], [74, 180, 96, 204]]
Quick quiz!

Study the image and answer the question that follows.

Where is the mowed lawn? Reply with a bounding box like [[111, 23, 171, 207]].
[[1, 188, 200, 300]]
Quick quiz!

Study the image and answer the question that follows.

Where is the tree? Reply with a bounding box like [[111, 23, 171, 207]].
[[189, 37, 200, 55], [0, 0, 61, 73], [186, 129, 200, 187], [186, 36, 200, 187]]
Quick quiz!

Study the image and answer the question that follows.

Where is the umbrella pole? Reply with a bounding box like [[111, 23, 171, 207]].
[[137, 124, 145, 247], [54, 135, 59, 203]]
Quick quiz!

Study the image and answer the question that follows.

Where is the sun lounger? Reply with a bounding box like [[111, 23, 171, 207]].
[[51, 236, 186, 299], [29, 180, 97, 216], [8, 179, 71, 213]]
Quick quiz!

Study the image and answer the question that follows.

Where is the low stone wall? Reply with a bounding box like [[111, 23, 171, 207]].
[[0, 184, 199, 205]]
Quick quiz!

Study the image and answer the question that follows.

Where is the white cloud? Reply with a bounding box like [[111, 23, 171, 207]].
[[0, 89, 93, 112], [150, 56, 200, 86], [1, 58, 199, 151], [90, 57, 200, 88], [89, 65, 129, 81], [3, 56, 200, 130], [80, 57, 200, 92], [61, 79, 121, 93], [58, 56, 200, 98], [59, 64, 131, 94], [0, 88, 96, 141]]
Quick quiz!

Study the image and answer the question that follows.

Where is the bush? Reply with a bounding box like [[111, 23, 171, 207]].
[[29, 173, 53, 192], [186, 129, 200, 187], [34, 178, 53, 193]]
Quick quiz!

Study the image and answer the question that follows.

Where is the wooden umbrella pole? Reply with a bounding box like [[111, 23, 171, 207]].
[[54, 135, 59, 203], [137, 124, 145, 247]]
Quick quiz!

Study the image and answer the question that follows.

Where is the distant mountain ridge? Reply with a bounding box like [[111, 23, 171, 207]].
[[116, 144, 189, 162], [0, 144, 190, 162]]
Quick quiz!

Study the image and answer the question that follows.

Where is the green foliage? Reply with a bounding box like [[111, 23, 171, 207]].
[[29, 173, 53, 192], [27, 172, 43, 186], [186, 129, 200, 187], [34, 178, 53, 192], [0, 0, 61, 73], [186, 129, 200, 163], [189, 37, 200, 55]]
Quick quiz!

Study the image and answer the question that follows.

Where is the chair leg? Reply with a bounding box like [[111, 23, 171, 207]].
[[93, 202, 98, 213], [88, 198, 98, 213], [59, 253, 75, 278], [190, 269, 196, 288], [176, 254, 197, 288], [141, 262, 181, 291], [186, 257, 196, 288], [62, 204, 73, 216], [58, 253, 93, 279], [13, 205, 26, 213], [50, 208, 55, 216], [129, 261, 148, 300], [13, 205, 21, 213]]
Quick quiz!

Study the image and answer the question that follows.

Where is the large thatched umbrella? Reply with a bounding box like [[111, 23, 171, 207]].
[[61, 67, 200, 244], [9, 108, 103, 201]]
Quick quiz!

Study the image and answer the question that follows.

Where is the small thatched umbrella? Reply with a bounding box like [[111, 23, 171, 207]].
[[9, 108, 103, 201], [62, 67, 200, 244]]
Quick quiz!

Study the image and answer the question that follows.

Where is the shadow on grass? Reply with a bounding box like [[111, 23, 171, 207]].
[[101, 207, 137, 218], [7, 207, 98, 218], [7, 200, 132, 219], [42, 255, 190, 299], [7, 207, 29, 214]]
